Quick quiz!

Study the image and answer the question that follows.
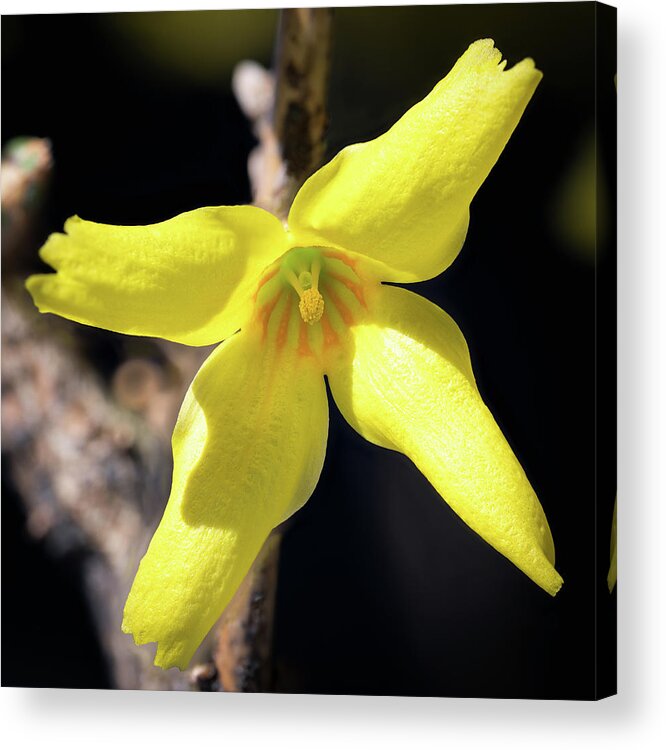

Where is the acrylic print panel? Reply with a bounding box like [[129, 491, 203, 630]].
[[1, 2, 616, 698]]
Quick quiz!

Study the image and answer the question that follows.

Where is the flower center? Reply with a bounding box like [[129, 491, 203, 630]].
[[299, 288, 325, 325], [281, 257, 325, 325], [252, 246, 370, 358]]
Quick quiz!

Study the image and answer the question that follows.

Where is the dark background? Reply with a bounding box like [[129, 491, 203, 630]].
[[1, 3, 616, 698]]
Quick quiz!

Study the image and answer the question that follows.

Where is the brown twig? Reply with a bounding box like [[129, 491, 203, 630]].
[[215, 8, 334, 692], [234, 7, 334, 220], [215, 534, 282, 692], [272, 7, 334, 215]]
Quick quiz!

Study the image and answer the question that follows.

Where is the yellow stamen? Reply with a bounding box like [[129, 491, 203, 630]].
[[311, 257, 321, 289], [284, 267, 304, 296], [284, 259, 326, 325], [299, 288, 325, 325], [298, 270, 313, 289]]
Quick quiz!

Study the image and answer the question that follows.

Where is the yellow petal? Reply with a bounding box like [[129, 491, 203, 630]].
[[288, 39, 542, 282], [27, 206, 288, 346], [327, 285, 562, 595], [607, 497, 617, 592], [122, 327, 328, 669]]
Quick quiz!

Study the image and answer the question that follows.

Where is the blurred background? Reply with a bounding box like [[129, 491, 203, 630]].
[[2, 3, 616, 698]]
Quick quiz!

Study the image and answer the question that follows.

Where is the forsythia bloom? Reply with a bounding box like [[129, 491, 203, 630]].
[[27, 40, 563, 670]]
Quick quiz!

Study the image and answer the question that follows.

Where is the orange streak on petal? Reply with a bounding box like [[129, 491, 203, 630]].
[[327, 272, 367, 309], [322, 250, 357, 271], [276, 297, 293, 350], [320, 315, 339, 348], [298, 321, 312, 357], [258, 292, 281, 340], [253, 266, 279, 300], [326, 287, 354, 326]]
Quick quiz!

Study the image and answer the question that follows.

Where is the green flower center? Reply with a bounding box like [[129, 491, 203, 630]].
[[280, 249, 325, 325], [252, 246, 368, 355]]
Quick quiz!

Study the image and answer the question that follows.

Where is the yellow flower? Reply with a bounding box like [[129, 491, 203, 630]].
[[26, 39, 563, 670]]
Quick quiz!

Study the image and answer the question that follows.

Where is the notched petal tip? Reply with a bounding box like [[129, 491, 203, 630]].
[[122, 608, 192, 671], [36, 231, 68, 271], [466, 37, 501, 65], [25, 273, 56, 314], [24, 273, 40, 296], [510, 56, 542, 82], [457, 40, 542, 98], [63, 213, 83, 230], [464, 38, 541, 77], [154, 648, 189, 672]]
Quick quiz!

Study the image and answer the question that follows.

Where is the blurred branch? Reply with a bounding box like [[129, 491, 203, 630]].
[[2, 7, 334, 694], [1, 137, 52, 274], [1, 138, 198, 690], [1, 296, 190, 691], [234, 7, 334, 220]]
